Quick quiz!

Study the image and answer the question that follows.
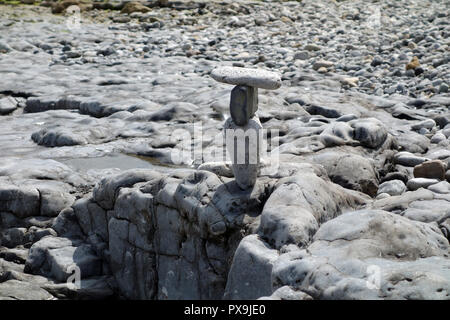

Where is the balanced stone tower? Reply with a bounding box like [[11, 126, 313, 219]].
[[211, 66, 282, 189]]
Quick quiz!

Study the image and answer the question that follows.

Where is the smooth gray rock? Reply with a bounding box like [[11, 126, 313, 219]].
[[0, 280, 54, 300], [92, 169, 162, 210], [224, 116, 262, 190], [259, 286, 313, 300], [381, 172, 409, 184], [304, 105, 342, 118], [313, 60, 334, 71], [0, 97, 17, 115], [224, 235, 278, 300], [0, 227, 27, 248], [211, 66, 282, 90], [0, 185, 40, 218], [430, 132, 447, 144], [25, 236, 102, 282], [24, 216, 55, 229], [31, 128, 88, 147], [229, 85, 258, 126], [258, 172, 368, 249], [304, 43, 321, 51], [24, 227, 57, 245], [396, 132, 430, 154], [294, 51, 309, 60], [258, 182, 318, 249], [427, 181, 450, 194], [272, 210, 450, 300], [73, 198, 108, 241], [402, 199, 450, 223], [371, 188, 434, 212], [52, 208, 85, 240], [411, 119, 436, 131], [39, 188, 75, 217], [46, 245, 103, 282], [319, 121, 357, 147], [407, 178, 440, 191], [395, 152, 429, 167], [41, 275, 115, 300], [312, 152, 379, 197], [197, 162, 233, 178], [350, 118, 388, 149], [376, 192, 390, 199], [377, 180, 407, 196]]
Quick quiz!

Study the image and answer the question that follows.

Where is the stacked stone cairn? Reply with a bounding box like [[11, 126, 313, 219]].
[[211, 66, 282, 189]]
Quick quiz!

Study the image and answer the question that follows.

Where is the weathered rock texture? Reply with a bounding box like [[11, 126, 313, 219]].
[[22, 162, 368, 300]]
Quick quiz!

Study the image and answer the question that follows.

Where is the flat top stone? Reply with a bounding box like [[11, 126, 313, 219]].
[[210, 66, 282, 90]]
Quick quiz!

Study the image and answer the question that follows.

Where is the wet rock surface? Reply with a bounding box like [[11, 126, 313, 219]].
[[0, 0, 449, 300]]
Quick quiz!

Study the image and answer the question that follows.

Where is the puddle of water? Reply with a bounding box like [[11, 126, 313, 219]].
[[60, 153, 182, 173]]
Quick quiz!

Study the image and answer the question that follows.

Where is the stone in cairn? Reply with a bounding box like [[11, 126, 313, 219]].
[[211, 66, 281, 189]]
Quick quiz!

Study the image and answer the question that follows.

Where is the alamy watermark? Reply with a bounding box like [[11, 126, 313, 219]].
[[168, 122, 280, 173], [66, 264, 81, 289]]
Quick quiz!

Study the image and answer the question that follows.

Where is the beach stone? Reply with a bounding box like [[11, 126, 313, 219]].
[[25, 236, 102, 282], [259, 286, 313, 300], [406, 56, 420, 70], [396, 132, 430, 153], [0, 41, 12, 53], [430, 132, 447, 144], [413, 160, 447, 180], [394, 152, 429, 167], [294, 51, 309, 60], [230, 85, 258, 126], [0, 228, 27, 248], [427, 181, 450, 194], [377, 180, 407, 196], [411, 119, 436, 131], [312, 152, 378, 197], [376, 192, 391, 199], [304, 44, 321, 51], [46, 245, 103, 282], [0, 97, 17, 115], [257, 171, 368, 250], [444, 128, 450, 138], [433, 116, 450, 129], [350, 118, 388, 149], [336, 114, 358, 122], [224, 235, 278, 300], [427, 149, 450, 161], [211, 66, 281, 90], [39, 188, 76, 217], [407, 178, 440, 191], [380, 172, 409, 184], [224, 116, 262, 190], [313, 60, 334, 71], [120, 2, 151, 14], [0, 280, 54, 300], [402, 199, 450, 223]]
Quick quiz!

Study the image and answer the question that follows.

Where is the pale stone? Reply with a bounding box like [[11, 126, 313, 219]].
[[224, 116, 263, 189], [229, 85, 258, 126], [211, 66, 281, 90]]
